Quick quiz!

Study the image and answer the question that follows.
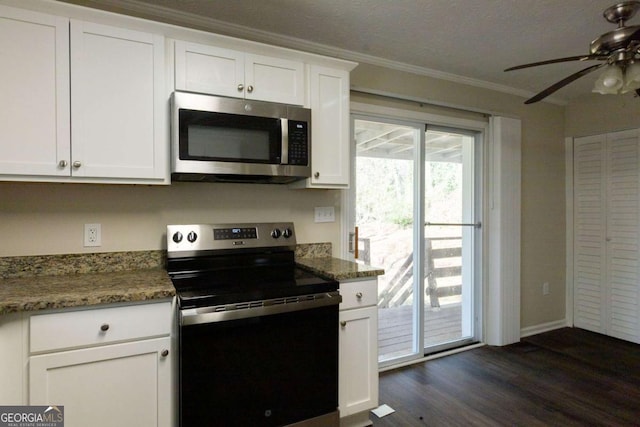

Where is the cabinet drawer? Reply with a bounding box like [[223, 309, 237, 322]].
[[30, 302, 172, 353], [340, 279, 377, 310]]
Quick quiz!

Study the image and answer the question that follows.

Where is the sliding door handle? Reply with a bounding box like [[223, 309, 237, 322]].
[[425, 222, 481, 228], [348, 226, 359, 258]]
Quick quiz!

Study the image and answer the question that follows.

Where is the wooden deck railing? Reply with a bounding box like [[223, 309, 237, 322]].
[[376, 237, 462, 309]]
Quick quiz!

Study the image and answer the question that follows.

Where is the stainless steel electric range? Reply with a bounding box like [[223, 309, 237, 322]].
[[166, 223, 341, 427]]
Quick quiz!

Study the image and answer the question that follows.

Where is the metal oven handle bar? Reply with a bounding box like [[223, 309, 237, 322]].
[[181, 291, 342, 326]]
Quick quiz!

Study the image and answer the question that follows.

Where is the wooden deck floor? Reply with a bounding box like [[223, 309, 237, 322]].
[[378, 303, 462, 359]]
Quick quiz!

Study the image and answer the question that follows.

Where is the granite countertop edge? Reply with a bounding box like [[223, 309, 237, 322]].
[[0, 267, 175, 316], [0, 245, 384, 315], [296, 257, 385, 281]]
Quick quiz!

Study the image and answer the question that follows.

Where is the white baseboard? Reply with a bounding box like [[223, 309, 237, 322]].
[[520, 319, 571, 338]]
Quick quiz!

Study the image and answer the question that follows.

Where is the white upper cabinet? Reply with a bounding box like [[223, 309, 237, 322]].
[[292, 65, 351, 188], [70, 21, 166, 180], [0, 6, 70, 177], [174, 41, 305, 105], [244, 53, 305, 105], [0, 6, 167, 184]]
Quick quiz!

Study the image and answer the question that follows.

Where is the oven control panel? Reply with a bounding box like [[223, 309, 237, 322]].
[[167, 222, 296, 254]]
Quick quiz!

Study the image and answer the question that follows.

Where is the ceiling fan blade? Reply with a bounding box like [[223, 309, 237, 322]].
[[524, 63, 606, 104], [504, 55, 604, 72]]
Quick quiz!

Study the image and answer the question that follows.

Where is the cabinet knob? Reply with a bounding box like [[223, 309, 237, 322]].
[[58, 160, 68, 168], [340, 321, 347, 327], [237, 84, 244, 92], [314, 172, 320, 178], [100, 323, 109, 332], [72, 161, 82, 168], [356, 292, 363, 299], [247, 85, 254, 93], [161, 349, 169, 357]]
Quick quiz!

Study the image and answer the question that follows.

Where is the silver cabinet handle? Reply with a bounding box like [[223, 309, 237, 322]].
[[161, 349, 169, 357], [58, 160, 67, 168], [72, 161, 82, 168], [340, 321, 347, 327], [356, 292, 363, 299], [100, 323, 109, 332], [314, 172, 320, 178], [247, 85, 254, 93], [237, 84, 244, 92]]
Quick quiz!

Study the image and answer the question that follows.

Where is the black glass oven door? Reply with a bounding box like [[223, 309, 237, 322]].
[[179, 305, 338, 427]]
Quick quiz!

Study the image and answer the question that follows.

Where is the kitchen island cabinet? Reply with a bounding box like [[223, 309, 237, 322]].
[[339, 278, 379, 427]]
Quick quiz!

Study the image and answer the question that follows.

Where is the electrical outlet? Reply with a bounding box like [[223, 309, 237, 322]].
[[84, 223, 102, 247], [542, 282, 550, 296], [314, 206, 335, 223]]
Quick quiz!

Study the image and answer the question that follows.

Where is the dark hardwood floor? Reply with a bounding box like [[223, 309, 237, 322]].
[[372, 328, 640, 426]]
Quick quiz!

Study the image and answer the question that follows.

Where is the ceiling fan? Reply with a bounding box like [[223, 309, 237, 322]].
[[505, 1, 640, 104]]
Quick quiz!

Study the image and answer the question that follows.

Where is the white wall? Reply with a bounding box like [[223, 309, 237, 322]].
[[0, 181, 342, 257]]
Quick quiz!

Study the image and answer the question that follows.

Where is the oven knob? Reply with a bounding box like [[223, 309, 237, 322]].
[[282, 228, 293, 238], [271, 229, 282, 239], [187, 231, 198, 243], [172, 231, 183, 243]]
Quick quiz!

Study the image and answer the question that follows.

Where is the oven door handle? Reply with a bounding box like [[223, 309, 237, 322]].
[[180, 291, 342, 326]]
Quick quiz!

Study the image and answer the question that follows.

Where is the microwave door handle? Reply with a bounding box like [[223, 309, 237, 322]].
[[281, 118, 289, 165]]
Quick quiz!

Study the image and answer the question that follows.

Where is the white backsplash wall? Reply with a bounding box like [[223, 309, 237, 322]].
[[0, 181, 342, 257]]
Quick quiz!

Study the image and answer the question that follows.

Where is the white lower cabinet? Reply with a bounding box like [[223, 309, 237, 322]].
[[0, 312, 27, 405], [28, 301, 174, 427], [339, 278, 378, 427]]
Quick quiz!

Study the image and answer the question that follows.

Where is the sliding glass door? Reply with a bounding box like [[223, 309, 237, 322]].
[[348, 114, 482, 366], [423, 126, 478, 352]]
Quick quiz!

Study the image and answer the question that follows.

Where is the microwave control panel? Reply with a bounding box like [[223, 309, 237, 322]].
[[287, 120, 309, 166]]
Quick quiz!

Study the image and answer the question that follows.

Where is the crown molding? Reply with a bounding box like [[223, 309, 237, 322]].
[[62, 0, 566, 106]]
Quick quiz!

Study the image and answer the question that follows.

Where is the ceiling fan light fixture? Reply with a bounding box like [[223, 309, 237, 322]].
[[593, 64, 624, 94], [622, 61, 640, 92]]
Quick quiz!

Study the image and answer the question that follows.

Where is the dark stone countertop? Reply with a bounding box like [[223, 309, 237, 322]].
[[0, 245, 383, 315]]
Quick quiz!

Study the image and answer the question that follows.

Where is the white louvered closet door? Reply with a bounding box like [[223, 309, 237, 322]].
[[574, 134, 607, 334], [574, 129, 640, 343], [605, 130, 640, 342]]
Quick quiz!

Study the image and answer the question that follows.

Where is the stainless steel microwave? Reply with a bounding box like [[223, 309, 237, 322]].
[[171, 91, 311, 184]]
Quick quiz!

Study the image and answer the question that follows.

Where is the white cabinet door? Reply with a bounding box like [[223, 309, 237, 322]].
[[305, 65, 350, 188], [245, 54, 304, 105], [174, 41, 304, 105], [0, 6, 70, 177], [30, 337, 172, 427], [0, 313, 26, 404], [339, 305, 378, 417], [174, 41, 244, 98], [70, 21, 166, 180]]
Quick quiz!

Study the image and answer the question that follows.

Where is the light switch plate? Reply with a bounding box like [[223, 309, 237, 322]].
[[314, 207, 335, 223]]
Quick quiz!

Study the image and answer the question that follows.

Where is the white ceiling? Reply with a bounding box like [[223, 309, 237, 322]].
[[62, 0, 636, 104]]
